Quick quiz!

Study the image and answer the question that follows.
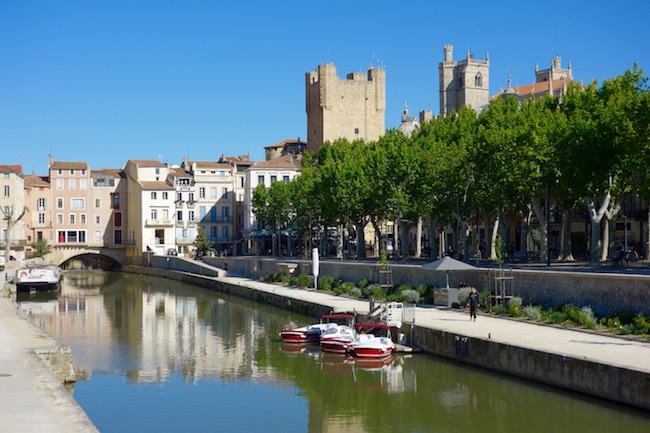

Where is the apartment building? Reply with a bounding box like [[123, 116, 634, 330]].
[[168, 165, 196, 255], [24, 174, 52, 254], [124, 160, 175, 258], [49, 161, 92, 246], [0, 165, 26, 259], [219, 154, 254, 255], [90, 169, 127, 248], [185, 160, 235, 254]]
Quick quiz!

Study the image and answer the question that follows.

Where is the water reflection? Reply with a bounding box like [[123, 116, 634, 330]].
[[20, 271, 650, 433]]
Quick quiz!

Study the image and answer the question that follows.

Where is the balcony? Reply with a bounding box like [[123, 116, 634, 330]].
[[176, 183, 195, 192], [145, 218, 174, 227], [186, 201, 196, 208], [175, 200, 184, 209], [175, 236, 195, 244]]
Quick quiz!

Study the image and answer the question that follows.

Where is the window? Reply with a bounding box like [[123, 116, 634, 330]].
[[258, 175, 265, 185], [210, 226, 217, 240], [220, 171, 225, 177], [222, 206, 230, 221], [475, 73, 482, 87], [151, 209, 158, 220], [199, 187, 205, 199], [3, 185, 9, 197], [199, 206, 206, 222], [80, 214, 86, 224], [188, 210, 194, 221], [114, 230, 122, 245], [81, 169, 86, 176], [95, 215, 101, 225], [57, 214, 63, 224], [210, 207, 216, 222], [222, 187, 228, 198], [38, 213, 45, 225], [80, 179, 87, 190], [239, 177, 244, 188], [354, 128, 359, 135], [38, 198, 46, 210], [177, 210, 183, 221], [283, 175, 290, 184], [95, 198, 101, 208], [162, 192, 168, 200], [111, 193, 120, 209], [188, 193, 194, 202], [155, 168, 160, 175], [57, 198, 64, 209], [69, 179, 75, 190], [2, 173, 8, 179], [69, 214, 75, 224], [151, 192, 157, 200], [71, 198, 85, 209], [210, 187, 217, 199], [57, 179, 63, 190], [95, 230, 102, 241], [270, 176, 277, 184], [222, 226, 229, 241], [114, 213, 122, 227], [79, 231, 86, 243], [176, 193, 182, 202], [70, 169, 75, 175]]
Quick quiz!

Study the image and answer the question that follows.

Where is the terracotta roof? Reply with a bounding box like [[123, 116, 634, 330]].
[[91, 169, 123, 178], [168, 167, 192, 177], [220, 154, 252, 164], [140, 181, 174, 191], [264, 138, 307, 150], [129, 159, 166, 168], [251, 154, 301, 170], [194, 161, 232, 170], [0, 165, 23, 175], [24, 175, 50, 188], [492, 78, 578, 100], [50, 161, 88, 170]]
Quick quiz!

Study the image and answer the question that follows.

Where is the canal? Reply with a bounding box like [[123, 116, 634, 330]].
[[19, 271, 650, 433]]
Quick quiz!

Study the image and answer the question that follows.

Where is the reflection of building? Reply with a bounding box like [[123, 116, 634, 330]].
[[306, 63, 386, 153], [439, 44, 490, 116]]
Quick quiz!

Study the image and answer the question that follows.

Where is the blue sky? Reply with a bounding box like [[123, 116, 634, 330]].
[[1, 1, 648, 175]]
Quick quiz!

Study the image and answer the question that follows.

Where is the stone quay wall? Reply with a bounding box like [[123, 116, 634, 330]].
[[203, 256, 650, 317]]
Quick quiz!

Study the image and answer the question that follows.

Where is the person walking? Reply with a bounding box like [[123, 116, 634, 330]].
[[468, 287, 478, 321]]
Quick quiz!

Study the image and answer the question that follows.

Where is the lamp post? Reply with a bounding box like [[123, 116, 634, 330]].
[[387, 198, 400, 260]]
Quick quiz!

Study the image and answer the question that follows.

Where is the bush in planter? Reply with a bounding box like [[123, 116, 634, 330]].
[[507, 297, 522, 317], [349, 287, 362, 298], [358, 279, 370, 289], [340, 281, 356, 294], [523, 305, 542, 321], [633, 313, 650, 334], [401, 289, 420, 304], [492, 304, 507, 315], [458, 287, 472, 306], [288, 277, 298, 287], [319, 276, 334, 291], [297, 274, 311, 288], [579, 306, 597, 329]]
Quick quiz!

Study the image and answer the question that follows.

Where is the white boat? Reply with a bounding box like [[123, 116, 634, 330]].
[[280, 313, 354, 344], [351, 323, 395, 359], [320, 321, 375, 355], [15, 265, 62, 292]]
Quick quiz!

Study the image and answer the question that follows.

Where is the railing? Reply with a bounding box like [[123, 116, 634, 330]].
[[176, 184, 195, 192], [145, 219, 174, 227]]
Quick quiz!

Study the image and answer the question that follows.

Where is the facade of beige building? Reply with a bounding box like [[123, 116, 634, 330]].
[[49, 161, 92, 247], [89, 169, 127, 248], [0, 165, 26, 259], [24, 174, 52, 254], [439, 44, 490, 115], [306, 63, 385, 153]]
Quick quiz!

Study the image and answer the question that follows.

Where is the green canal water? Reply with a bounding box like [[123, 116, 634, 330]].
[[20, 271, 650, 433]]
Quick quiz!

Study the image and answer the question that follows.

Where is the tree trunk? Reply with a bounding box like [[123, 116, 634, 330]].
[[586, 193, 611, 264], [560, 210, 574, 261], [355, 221, 366, 259], [415, 218, 422, 258], [531, 197, 548, 264], [428, 216, 439, 261], [371, 220, 381, 258], [336, 223, 343, 258], [519, 206, 532, 254], [601, 217, 611, 262], [490, 215, 499, 260]]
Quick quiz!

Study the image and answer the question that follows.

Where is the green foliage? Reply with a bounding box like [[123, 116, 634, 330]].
[[193, 227, 211, 254], [358, 278, 370, 289], [548, 310, 568, 324], [34, 239, 51, 258], [378, 249, 388, 264], [287, 277, 297, 286], [318, 276, 334, 291], [478, 290, 490, 308], [522, 305, 542, 321], [492, 305, 507, 315], [507, 297, 522, 317], [458, 287, 471, 306], [632, 313, 650, 334], [297, 274, 311, 288], [340, 281, 356, 294], [401, 289, 420, 304], [579, 306, 597, 329], [349, 288, 363, 298]]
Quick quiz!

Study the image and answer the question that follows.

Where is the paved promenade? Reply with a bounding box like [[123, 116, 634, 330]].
[[0, 272, 99, 433]]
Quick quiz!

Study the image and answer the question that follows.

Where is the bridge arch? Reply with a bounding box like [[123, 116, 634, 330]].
[[49, 247, 126, 269]]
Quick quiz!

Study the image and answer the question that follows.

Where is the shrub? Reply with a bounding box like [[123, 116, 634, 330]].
[[563, 304, 582, 324], [288, 277, 298, 287], [340, 281, 356, 294], [401, 289, 420, 304], [507, 297, 523, 317], [579, 306, 597, 329], [478, 290, 490, 309], [319, 276, 334, 291], [492, 305, 507, 315], [370, 286, 387, 301], [522, 305, 542, 321], [633, 313, 650, 334], [281, 274, 291, 285], [297, 274, 311, 288], [358, 279, 370, 289], [349, 288, 363, 298], [416, 284, 428, 296], [549, 310, 568, 324], [458, 287, 472, 306]]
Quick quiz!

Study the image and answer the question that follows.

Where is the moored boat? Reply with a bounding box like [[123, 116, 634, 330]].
[[280, 313, 354, 344], [15, 264, 62, 292], [351, 323, 395, 359]]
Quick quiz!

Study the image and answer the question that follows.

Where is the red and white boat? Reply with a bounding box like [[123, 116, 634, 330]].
[[280, 314, 354, 344], [320, 321, 380, 354], [351, 323, 395, 359]]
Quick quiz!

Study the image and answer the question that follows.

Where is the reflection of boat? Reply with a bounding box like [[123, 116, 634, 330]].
[[280, 313, 354, 344], [15, 265, 62, 292], [16, 289, 60, 303], [352, 323, 395, 360]]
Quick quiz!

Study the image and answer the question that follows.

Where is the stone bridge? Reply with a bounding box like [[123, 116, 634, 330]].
[[48, 246, 127, 267]]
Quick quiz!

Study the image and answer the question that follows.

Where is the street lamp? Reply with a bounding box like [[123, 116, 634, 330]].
[[386, 198, 400, 260]]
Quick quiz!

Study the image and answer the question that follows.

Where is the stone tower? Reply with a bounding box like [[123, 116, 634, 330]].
[[305, 63, 386, 153], [439, 45, 490, 116]]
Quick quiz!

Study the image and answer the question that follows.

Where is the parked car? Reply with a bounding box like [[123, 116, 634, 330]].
[[166, 248, 178, 256]]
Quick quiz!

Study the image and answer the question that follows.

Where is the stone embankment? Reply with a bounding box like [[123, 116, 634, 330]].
[[127, 259, 650, 412]]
